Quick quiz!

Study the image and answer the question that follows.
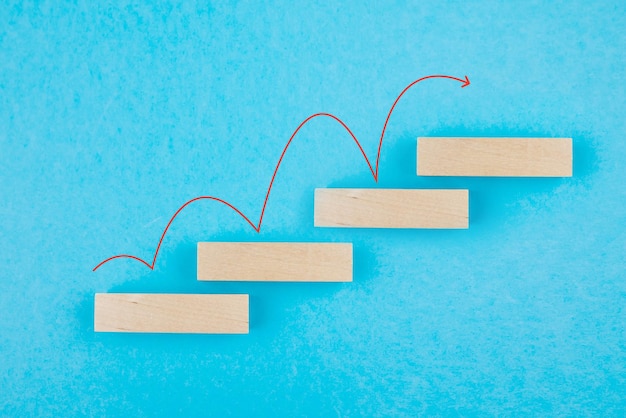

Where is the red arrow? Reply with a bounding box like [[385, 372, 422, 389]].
[[93, 74, 471, 271]]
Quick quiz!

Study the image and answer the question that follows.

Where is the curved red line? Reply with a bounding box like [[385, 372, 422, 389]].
[[93, 255, 153, 271], [256, 112, 374, 231], [93, 74, 468, 271]]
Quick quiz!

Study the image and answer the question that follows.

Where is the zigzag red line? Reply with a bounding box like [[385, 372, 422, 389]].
[[93, 74, 469, 271]]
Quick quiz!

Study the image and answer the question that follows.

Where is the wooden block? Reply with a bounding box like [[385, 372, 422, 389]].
[[197, 242, 352, 282], [417, 137, 572, 177], [314, 188, 468, 229], [94, 293, 249, 334]]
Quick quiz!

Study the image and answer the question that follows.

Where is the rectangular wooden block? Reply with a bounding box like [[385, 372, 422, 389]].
[[314, 188, 468, 229], [94, 293, 249, 334], [417, 137, 573, 177], [197, 242, 352, 282]]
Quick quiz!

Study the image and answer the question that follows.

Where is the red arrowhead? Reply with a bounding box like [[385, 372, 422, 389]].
[[461, 75, 470, 88]]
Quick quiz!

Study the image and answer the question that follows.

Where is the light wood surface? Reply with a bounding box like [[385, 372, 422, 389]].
[[94, 293, 249, 334], [197, 242, 352, 282], [314, 188, 468, 229], [417, 137, 572, 177]]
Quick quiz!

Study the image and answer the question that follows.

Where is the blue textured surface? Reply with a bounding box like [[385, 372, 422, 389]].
[[1, 1, 625, 416]]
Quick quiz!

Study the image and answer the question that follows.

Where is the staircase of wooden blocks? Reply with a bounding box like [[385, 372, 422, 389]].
[[94, 137, 573, 334]]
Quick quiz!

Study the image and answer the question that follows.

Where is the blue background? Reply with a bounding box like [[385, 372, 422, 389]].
[[1, 1, 625, 416]]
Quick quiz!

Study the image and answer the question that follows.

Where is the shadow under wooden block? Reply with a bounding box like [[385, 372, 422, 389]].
[[94, 293, 249, 334], [314, 188, 469, 229], [417, 137, 573, 177], [197, 242, 352, 282]]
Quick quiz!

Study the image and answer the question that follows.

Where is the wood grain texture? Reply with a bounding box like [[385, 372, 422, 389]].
[[417, 137, 572, 177], [197, 242, 352, 282], [314, 188, 468, 229], [94, 293, 249, 334]]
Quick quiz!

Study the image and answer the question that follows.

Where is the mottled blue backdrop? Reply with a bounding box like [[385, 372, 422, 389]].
[[1, 1, 625, 416]]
